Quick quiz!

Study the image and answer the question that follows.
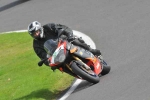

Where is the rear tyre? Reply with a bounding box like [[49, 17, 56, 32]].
[[71, 61, 100, 84]]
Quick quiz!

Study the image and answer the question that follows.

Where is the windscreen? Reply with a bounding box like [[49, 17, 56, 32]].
[[44, 39, 58, 56]]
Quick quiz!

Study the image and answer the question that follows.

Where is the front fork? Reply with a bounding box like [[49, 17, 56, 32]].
[[66, 56, 91, 72]]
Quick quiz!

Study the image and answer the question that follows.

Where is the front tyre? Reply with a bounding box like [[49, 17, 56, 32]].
[[71, 61, 100, 84]]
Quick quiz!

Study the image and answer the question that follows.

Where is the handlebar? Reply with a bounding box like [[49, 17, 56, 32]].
[[38, 58, 48, 66]]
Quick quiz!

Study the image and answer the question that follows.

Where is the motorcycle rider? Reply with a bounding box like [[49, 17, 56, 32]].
[[27, 21, 101, 66]]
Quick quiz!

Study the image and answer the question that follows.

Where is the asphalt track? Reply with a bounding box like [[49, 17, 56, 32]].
[[1, 0, 150, 100]]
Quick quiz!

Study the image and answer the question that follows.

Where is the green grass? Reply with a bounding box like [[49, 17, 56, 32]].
[[0, 32, 74, 100]]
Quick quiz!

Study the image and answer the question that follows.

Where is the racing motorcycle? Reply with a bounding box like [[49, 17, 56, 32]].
[[38, 37, 110, 84]]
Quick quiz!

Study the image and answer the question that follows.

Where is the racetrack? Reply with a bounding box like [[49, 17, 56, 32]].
[[1, 0, 150, 100]]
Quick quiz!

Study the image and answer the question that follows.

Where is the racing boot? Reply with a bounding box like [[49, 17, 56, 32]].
[[89, 48, 101, 56]]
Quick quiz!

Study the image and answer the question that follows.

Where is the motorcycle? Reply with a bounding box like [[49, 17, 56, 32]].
[[38, 37, 110, 84]]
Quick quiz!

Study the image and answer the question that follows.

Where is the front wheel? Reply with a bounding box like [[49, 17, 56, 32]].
[[71, 61, 100, 84]]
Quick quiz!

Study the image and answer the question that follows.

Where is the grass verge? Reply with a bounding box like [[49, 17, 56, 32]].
[[0, 32, 74, 100]]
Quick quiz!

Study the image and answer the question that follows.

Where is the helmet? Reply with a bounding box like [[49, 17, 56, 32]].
[[28, 21, 44, 39]]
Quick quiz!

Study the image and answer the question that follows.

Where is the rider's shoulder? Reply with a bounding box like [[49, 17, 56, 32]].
[[43, 23, 55, 27]]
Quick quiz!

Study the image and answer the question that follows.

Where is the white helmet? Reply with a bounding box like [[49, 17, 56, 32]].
[[28, 21, 44, 39]]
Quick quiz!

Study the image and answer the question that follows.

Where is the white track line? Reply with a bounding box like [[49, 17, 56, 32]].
[[58, 79, 82, 100], [0, 30, 96, 100], [0, 30, 27, 34]]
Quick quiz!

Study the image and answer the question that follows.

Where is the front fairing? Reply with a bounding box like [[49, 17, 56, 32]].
[[50, 45, 66, 66], [44, 39, 67, 66]]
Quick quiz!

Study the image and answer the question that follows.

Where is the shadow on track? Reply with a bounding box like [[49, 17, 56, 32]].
[[0, 0, 30, 12]]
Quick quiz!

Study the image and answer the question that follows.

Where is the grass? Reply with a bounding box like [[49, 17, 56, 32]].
[[0, 32, 74, 100]]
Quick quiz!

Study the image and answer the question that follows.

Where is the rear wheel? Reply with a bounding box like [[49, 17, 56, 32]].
[[71, 61, 100, 84]]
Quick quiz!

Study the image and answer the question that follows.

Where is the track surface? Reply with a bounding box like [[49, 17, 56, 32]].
[[1, 0, 150, 100]]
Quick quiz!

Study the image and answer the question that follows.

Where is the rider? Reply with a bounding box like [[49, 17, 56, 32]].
[[27, 21, 101, 66]]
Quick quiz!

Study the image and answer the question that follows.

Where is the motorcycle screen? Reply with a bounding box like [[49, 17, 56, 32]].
[[44, 39, 58, 56]]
